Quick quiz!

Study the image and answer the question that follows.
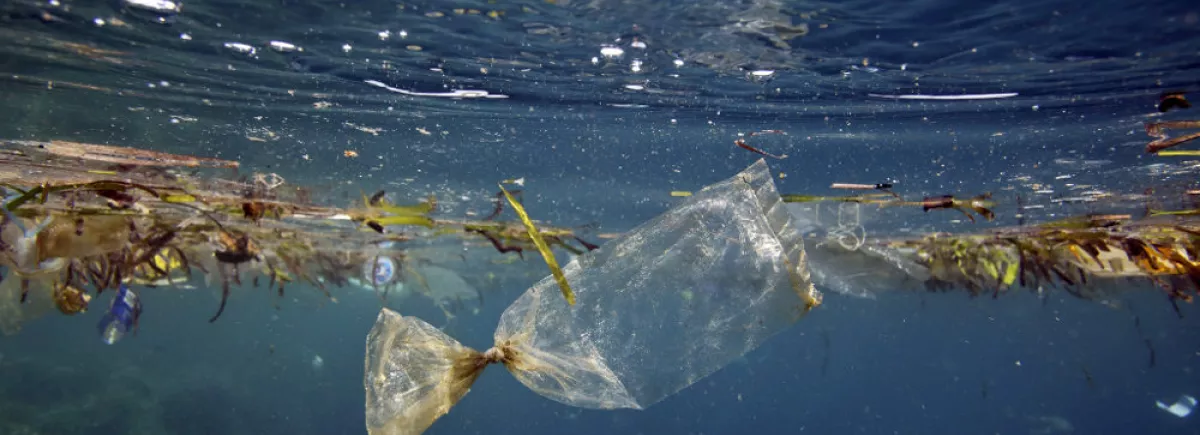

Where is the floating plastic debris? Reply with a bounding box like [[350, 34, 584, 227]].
[[363, 160, 820, 435], [363, 256, 398, 287], [1157, 395, 1197, 418], [97, 285, 141, 345]]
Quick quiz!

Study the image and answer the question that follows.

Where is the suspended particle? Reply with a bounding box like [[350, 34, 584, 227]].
[[269, 41, 301, 53], [746, 70, 775, 84], [600, 46, 624, 59]]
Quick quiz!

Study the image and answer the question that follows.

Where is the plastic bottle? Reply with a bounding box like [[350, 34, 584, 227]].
[[97, 285, 141, 345]]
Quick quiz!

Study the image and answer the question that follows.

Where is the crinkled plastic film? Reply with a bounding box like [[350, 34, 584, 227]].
[[493, 158, 819, 408], [787, 202, 928, 299], [364, 309, 484, 435], [0, 276, 54, 335], [1, 219, 61, 335], [363, 159, 821, 434], [806, 242, 930, 299]]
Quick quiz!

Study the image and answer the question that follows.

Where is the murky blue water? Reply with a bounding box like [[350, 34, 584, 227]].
[[1, 0, 1199, 433]]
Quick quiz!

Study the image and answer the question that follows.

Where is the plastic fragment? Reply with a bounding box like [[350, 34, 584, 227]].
[[1157, 395, 1197, 417]]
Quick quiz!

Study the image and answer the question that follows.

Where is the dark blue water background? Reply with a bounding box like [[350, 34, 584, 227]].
[[1, 0, 1200, 433]]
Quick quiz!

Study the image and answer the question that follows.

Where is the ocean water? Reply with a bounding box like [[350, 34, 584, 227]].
[[1, 0, 1200, 434]]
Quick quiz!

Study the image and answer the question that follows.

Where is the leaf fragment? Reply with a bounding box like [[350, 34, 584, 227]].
[[499, 184, 575, 305]]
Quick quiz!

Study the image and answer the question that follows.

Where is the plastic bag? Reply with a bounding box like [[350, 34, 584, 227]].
[[0, 216, 67, 335], [363, 159, 822, 435], [0, 275, 55, 335], [787, 202, 928, 299], [403, 264, 481, 311]]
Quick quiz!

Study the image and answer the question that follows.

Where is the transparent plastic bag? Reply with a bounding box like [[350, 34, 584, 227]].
[[363, 310, 483, 435], [788, 202, 928, 299], [0, 275, 55, 336], [0, 216, 67, 336], [403, 264, 481, 313], [364, 159, 822, 434], [805, 241, 930, 299]]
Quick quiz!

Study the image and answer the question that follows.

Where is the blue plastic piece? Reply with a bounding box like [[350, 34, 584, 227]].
[[97, 285, 141, 345]]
